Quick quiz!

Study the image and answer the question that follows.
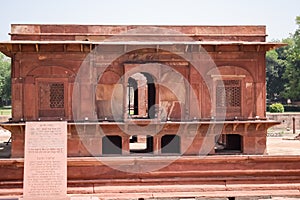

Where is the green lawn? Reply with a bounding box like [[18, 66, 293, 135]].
[[0, 106, 12, 116]]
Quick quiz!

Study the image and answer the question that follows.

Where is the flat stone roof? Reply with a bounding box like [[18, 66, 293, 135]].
[[8, 24, 268, 43], [10, 24, 267, 37], [0, 24, 286, 57], [0, 40, 286, 58]]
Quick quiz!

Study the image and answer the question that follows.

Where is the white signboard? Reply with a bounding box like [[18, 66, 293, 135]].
[[23, 121, 67, 200]]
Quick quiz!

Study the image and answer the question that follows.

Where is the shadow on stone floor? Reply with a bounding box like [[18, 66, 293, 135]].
[[0, 142, 11, 158]]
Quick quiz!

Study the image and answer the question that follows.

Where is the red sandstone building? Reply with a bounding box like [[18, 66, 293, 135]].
[[0, 24, 283, 158]]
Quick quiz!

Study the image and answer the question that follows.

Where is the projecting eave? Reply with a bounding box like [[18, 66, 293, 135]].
[[0, 40, 287, 57]]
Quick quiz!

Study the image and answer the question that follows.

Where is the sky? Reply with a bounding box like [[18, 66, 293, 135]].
[[0, 0, 299, 41]]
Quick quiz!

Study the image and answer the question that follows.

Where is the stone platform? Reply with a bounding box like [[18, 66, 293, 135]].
[[1, 132, 300, 199], [0, 155, 300, 199]]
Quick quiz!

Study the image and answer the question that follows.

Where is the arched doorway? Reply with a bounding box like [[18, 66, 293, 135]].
[[127, 72, 156, 119]]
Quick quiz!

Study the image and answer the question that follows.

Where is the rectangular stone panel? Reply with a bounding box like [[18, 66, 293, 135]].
[[23, 121, 67, 200]]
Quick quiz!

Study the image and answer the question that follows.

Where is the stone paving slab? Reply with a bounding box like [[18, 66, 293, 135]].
[[267, 134, 300, 155], [0, 128, 10, 143]]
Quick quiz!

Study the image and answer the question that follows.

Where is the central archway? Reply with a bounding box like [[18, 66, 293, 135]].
[[127, 72, 156, 119]]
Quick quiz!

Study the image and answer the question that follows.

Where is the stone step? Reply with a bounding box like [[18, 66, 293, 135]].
[[1, 184, 300, 199]]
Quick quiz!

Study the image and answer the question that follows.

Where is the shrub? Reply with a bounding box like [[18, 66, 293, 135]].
[[269, 103, 284, 113], [284, 105, 300, 112]]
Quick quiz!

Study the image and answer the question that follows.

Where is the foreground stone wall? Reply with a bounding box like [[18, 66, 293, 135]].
[[267, 113, 300, 130]]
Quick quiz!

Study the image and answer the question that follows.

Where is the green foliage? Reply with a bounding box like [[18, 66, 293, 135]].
[[266, 49, 288, 101], [0, 107, 12, 116], [281, 19, 300, 101], [296, 16, 300, 26], [269, 103, 284, 113], [0, 53, 11, 106], [284, 105, 300, 112], [266, 16, 300, 102], [267, 105, 300, 112]]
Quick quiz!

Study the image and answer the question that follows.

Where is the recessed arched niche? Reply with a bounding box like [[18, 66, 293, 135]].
[[207, 66, 255, 119], [95, 70, 123, 121]]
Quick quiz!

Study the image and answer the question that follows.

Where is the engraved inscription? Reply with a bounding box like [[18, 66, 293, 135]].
[[24, 121, 67, 200]]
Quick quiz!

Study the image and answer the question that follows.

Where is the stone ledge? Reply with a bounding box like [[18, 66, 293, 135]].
[[1, 184, 300, 199]]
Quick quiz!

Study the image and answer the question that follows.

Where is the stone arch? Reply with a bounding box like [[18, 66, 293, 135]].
[[207, 65, 255, 119], [27, 66, 75, 77], [98, 70, 122, 84], [124, 63, 190, 121], [24, 66, 75, 120], [127, 72, 156, 119], [207, 66, 254, 82]]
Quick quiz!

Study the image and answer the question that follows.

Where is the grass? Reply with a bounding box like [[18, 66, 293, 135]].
[[0, 106, 12, 116]]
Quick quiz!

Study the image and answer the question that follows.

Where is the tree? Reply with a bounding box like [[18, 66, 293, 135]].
[[296, 16, 300, 25], [281, 16, 300, 101], [266, 47, 288, 102], [0, 52, 11, 106]]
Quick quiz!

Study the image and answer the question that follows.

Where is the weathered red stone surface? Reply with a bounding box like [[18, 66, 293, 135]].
[[0, 25, 290, 198], [9, 24, 267, 42], [0, 24, 284, 157], [0, 156, 300, 198]]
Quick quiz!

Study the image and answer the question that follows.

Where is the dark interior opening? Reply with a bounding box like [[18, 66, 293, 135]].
[[130, 135, 153, 154], [226, 134, 242, 150], [128, 72, 156, 119], [102, 135, 122, 155], [128, 77, 138, 115], [147, 82, 156, 119], [130, 135, 137, 143], [161, 135, 180, 154], [215, 134, 242, 154]]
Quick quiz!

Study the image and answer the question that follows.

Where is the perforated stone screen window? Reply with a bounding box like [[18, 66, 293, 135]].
[[39, 82, 65, 117], [216, 80, 241, 115], [49, 83, 64, 108]]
